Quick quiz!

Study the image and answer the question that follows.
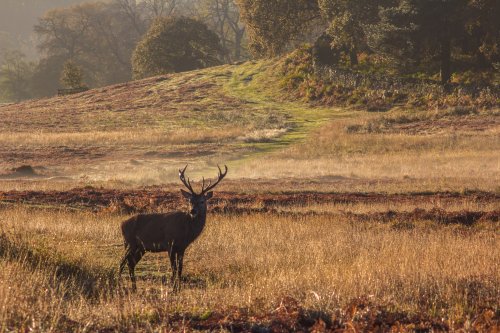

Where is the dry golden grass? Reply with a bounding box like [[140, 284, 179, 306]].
[[4, 110, 494, 194], [231, 117, 500, 192], [0, 57, 498, 331], [0, 175, 497, 195], [0, 60, 498, 195], [0, 61, 297, 188], [234, 151, 498, 185], [0, 206, 498, 331], [0, 128, 246, 147]]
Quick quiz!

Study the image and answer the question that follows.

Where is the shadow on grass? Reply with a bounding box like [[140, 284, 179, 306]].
[[129, 272, 209, 291], [0, 232, 117, 299]]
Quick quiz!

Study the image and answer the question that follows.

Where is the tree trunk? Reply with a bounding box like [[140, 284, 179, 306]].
[[440, 37, 451, 85], [476, 51, 489, 69], [234, 29, 244, 61], [349, 48, 358, 66]]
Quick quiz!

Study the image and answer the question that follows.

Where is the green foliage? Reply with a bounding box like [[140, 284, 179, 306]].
[[368, 0, 499, 84], [132, 17, 223, 79], [0, 50, 34, 102], [34, 1, 144, 95], [280, 47, 315, 91], [318, 0, 392, 65], [60, 60, 85, 89], [281, 47, 499, 111], [236, 0, 321, 57]]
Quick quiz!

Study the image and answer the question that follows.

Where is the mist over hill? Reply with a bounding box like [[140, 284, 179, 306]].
[[0, 0, 245, 102], [0, 0, 85, 57]]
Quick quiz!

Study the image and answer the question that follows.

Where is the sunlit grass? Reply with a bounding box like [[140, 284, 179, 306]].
[[0, 206, 498, 331], [0, 59, 498, 194]]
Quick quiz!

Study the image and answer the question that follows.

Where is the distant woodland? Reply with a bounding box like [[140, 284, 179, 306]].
[[0, 0, 246, 102], [0, 1, 85, 54], [0, 0, 498, 103]]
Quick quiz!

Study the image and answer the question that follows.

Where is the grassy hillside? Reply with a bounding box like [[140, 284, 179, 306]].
[[0, 58, 498, 193], [0, 60, 340, 188]]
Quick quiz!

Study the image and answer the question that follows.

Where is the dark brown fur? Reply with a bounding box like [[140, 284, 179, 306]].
[[119, 165, 226, 290]]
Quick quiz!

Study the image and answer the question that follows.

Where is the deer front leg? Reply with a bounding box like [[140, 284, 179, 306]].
[[177, 251, 184, 282], [169, 248, 185, 291]]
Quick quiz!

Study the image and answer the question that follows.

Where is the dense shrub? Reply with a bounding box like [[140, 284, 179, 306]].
[[280, 47, 499, 111], [132, 17, 222, 79], [60, 61, 85, 89]]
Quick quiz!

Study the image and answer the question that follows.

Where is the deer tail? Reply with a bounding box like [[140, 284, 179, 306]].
[[121, 215, 138, 247]]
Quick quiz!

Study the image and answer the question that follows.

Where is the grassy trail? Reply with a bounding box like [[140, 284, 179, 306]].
[[223, 60, 350, 155]]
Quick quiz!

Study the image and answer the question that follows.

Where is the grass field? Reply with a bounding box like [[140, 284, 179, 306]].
[[0, 58, 498, 331], [0, 201, 498, 331]]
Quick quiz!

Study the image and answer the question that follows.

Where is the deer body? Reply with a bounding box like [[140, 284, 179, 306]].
[[119, 165, 226, 291], [121, 212, 206, 253]]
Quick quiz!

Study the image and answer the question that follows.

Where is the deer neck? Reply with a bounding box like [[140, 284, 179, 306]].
[[190, 210, 207, 232]]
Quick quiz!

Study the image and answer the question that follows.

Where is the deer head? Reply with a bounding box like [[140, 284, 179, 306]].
[[179, 165, 228, 217]]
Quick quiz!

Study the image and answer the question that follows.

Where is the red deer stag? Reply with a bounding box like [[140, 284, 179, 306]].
[[119, 165, 228, 291]]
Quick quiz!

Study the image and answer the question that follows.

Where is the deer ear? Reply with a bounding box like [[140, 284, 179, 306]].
[[180, 189, 192, 199], [205, 191, 213, 199]]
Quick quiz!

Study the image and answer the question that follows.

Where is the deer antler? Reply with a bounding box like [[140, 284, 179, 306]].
[[179, 165, 196, 194], [201, 165, 228, 194]]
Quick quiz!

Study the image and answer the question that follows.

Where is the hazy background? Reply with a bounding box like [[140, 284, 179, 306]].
[[0, 0, 86, 58], [1, 0, 497, 103], [0, 0, 247, 102]]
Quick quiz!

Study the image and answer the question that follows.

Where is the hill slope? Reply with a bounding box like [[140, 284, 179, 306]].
[[0, 59, 498, 193], [0, 60, 340, 185]]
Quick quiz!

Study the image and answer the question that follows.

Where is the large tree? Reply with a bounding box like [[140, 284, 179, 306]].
[[196, 0, 247, 62], [33, 1, 143, 96], [0, 50, 34, 102], [132, 17, 222, 78], [318, 0, 394, 65], [369, 0, 476, 84], [236, 0, 321, 57]]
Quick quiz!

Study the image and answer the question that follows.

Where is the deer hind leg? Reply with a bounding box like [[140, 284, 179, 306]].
[[169, 248, 185, 291], [127, 247, 145, 291], [119, 245, 131, 278]]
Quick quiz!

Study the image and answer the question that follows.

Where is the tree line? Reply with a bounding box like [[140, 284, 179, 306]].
[[0, 0, 246, 102], [237, 0, 499, 85], [1, 0, 498, 103]]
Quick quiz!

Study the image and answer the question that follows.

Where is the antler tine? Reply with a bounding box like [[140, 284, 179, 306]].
[[201, 177, 213, 193], [201, 177, 206, 193], [179, 165, 196, 194], [201, 164, 228, 194]]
